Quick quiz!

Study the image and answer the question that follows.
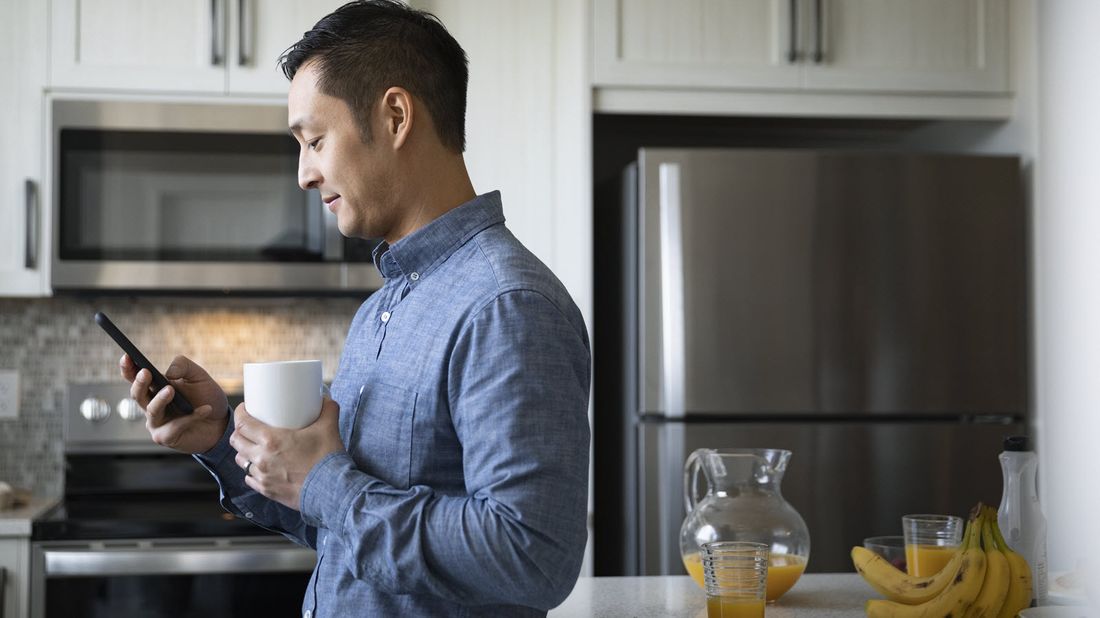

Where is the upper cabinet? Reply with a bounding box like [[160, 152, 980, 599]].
[[50, 0, 336, 96], [801, 0, 1009, 93], [0, 0, 48, 296], [594, 0, 1011, 117], [593, 0, 803, 90]]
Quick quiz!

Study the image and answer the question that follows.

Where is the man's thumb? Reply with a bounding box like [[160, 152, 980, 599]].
[[165, 358, 186, 379]]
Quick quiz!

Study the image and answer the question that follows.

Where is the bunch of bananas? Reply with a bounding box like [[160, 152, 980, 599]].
[[851, 504, 1032, 617]]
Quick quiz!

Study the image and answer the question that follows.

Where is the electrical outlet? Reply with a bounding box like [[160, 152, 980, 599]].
[[0, 370, 19, 419]]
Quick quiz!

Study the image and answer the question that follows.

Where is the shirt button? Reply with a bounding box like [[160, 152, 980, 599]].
[[381, 311, 391, 323], [244, 512, 253, 519], [410, 271, 420, 281]]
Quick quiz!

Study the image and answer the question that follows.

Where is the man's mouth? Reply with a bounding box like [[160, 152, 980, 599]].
[[322, 194, 341, 211]]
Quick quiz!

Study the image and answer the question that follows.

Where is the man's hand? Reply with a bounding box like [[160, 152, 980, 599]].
[[229, 398, 343, 511], [120, 354, 230, 454]]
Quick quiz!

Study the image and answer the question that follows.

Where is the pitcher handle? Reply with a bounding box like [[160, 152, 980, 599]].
[[684, 448, 708, 514]]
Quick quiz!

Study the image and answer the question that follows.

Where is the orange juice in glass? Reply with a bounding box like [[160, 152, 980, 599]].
[[699, 542, 769, 618], [904, 544, 957, 577], [706, 596, 766, 618], [901, 514, 963, 577], [684, 551, 806, 602]]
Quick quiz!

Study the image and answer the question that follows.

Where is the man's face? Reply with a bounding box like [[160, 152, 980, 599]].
[[288, 62, 396, 241]]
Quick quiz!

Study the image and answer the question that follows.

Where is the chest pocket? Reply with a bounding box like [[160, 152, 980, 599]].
[[347, 381, 417, 489]]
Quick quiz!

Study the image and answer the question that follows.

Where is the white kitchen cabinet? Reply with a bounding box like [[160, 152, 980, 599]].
[[0, 538, 30, 618], [594, 0, 1010, 116], [801, 0, 1009, 93], [593, 0, 802, 90], [227, 0, 338, 95], [0, 0, 48, 296], [50, 0, 336, 96]]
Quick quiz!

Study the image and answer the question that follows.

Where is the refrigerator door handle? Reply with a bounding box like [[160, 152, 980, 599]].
[[658, 163, 687, 419]]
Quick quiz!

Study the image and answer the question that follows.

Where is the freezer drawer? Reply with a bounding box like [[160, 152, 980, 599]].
[[638, 419, 1023, 575]]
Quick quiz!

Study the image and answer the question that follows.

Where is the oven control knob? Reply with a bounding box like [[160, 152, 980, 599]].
[[79, 397, 111, 423], [117, 398, 144, 422]]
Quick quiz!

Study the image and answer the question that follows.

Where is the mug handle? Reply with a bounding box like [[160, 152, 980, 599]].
[[684, 448, 710, 514]]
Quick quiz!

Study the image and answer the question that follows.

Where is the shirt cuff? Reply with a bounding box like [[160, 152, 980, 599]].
[[194, 406, 236, 467], [299, 451, 371, 531]]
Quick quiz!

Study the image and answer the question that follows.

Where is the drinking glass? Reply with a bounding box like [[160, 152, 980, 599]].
[[902, 514, 963, 576], [701, 541, 769, 618]]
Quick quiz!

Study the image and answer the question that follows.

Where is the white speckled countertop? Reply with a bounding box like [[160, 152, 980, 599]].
[[550, 573, 872, 617], [0, 495, 60, 537]]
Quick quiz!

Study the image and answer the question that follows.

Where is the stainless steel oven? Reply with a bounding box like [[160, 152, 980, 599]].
[[50, 98, 382, 294], [30, 383, 316, 618], [31, 538, 315, 618]]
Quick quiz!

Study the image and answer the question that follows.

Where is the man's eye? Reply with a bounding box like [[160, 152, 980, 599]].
[[307, 138, 322, 151]]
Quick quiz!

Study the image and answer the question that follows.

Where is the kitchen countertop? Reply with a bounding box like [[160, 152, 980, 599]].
[[550, 573, 872, 617], [0, 494, 60, 537]]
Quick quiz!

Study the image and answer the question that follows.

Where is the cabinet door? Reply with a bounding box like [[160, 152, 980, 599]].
[[51, 0, 227, 92], [593, 0, 802, 89], [227, 0, 339, 96], [0, 538, 30, 618], [802, 0, 1009, 93], [1, 0, 47, 296]]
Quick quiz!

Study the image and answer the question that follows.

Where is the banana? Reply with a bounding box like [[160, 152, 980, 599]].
[[851, 542, 966, 605], [964, 506, 1010, 618], [991, 512, 1032, 618], [865, 514, 987, 618]]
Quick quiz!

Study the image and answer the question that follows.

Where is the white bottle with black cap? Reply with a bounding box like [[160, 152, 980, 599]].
[[997, 434, 1048, 605]]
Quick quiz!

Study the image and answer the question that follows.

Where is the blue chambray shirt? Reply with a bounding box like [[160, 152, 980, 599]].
[[196, 191, 591, 617]]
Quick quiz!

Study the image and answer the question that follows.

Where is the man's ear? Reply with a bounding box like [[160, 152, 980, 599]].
[[380, 87, 413, 150]]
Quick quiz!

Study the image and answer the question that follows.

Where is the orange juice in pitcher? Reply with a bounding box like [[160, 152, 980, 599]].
[[680, 448, 811, 603], [684, 552, 808, 602]]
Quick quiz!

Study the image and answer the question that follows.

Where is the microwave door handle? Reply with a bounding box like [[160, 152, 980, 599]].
[[43, 545, 316, 577]]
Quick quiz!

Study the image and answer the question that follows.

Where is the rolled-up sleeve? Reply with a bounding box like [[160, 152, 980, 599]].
[[297, 288, 591, 610]]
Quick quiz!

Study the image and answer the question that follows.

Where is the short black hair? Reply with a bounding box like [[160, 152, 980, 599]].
[[279, 0, 469, 153]]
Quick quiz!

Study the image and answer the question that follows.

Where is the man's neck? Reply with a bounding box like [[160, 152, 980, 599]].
[[386, 154, 476, 245]]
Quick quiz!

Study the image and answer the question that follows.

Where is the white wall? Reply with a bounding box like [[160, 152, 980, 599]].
[[1035, 0, 1100, 586]]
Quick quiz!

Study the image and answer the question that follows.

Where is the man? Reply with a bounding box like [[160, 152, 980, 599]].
[[119, 1, 591, 615]]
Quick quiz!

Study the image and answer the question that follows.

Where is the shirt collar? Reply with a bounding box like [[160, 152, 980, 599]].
[[371, 191, 505, 284]]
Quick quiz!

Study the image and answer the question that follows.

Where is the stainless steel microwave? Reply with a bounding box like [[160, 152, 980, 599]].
[[50, 99, 382, 294]]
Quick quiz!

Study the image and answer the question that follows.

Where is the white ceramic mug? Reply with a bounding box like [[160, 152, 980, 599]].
[[242, 359, 323, 429]]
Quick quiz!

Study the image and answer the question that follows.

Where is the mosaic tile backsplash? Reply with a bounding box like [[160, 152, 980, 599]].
[[0, 296, 364, 497]]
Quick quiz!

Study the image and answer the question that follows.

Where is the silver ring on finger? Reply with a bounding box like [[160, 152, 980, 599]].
[[245, 460, 253, 477]]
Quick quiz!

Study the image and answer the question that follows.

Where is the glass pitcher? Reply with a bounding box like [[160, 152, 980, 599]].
[[680, 448, 811, 603]]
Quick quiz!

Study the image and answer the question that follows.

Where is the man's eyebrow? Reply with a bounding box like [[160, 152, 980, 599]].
[[288, 118, 310, 136]]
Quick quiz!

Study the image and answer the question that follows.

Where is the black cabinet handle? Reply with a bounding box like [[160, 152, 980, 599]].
[[238, 0, 251, 67], [24, 179, 38, 270], [210, 0, 225, 66], [813, 0, 825, 63], [787, 0, 800, 63]]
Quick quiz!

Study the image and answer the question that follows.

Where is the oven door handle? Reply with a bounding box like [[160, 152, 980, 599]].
[[43, 544, 316, 577]]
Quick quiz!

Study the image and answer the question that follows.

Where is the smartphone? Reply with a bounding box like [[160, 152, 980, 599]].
[[94, 311, 194, 415]]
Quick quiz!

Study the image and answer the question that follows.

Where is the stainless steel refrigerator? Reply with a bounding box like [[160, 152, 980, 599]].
[[606, 148, 1028, 576]]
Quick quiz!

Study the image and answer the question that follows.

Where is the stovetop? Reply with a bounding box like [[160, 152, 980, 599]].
[[32, 493, 274, 541], [46, 383, 272, 542]]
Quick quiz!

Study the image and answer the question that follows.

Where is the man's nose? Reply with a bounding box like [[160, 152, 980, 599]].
[[298, 154, 321, 191]]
